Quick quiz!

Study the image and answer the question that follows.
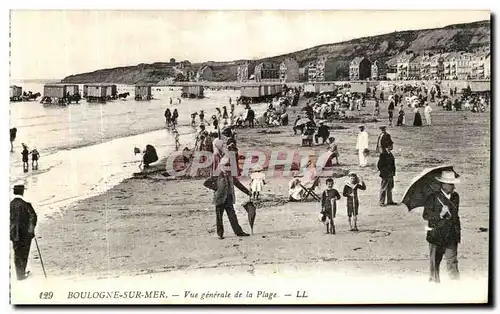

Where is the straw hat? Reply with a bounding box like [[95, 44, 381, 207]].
[[435, 170, 460, 184]]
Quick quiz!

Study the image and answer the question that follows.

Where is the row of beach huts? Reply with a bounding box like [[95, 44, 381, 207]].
[[40, 84, 154, 105], [10, 83, 206, 104]]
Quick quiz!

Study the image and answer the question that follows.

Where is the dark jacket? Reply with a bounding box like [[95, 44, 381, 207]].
[[377, 151, 396, 179], [423, 191, 461, 245], [204, 173, 250, 206], [376, 132, 393, 154], [10, 197, 37, 242], [317, 125, 330, 137], [321, 188, 341, 212]]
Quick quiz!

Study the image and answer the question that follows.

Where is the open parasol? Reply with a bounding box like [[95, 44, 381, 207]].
[[295, 118, 313, 126], [401, 165, 460, 211], [243, 200, 257, 234]]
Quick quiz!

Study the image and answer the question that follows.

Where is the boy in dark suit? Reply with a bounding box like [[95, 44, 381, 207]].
[[320, 178, 341, 234], [343, 173, 366, 231]]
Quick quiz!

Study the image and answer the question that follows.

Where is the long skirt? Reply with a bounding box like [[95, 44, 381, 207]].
[[413, 112, 423, 126]]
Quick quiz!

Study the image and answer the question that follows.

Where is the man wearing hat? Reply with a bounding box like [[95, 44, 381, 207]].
[[423, 170, 461, 283], [203, 170, 251, 239], [356, 125, 369, 167], [10, 185, 37, 280], [377, 146, 397, 207], [376, 126, 393, 155]]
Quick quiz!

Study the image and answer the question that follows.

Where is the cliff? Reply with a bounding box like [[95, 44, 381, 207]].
[[61, 19, 490, 84]]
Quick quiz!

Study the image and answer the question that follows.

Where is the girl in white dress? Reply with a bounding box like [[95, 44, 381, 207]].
[[250, 167, 266, 200]]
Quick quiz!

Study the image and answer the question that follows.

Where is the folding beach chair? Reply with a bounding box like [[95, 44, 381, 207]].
[[299, 177, 321, 202]]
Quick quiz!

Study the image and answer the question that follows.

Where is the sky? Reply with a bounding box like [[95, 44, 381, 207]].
[[10, 10, 490, 80]]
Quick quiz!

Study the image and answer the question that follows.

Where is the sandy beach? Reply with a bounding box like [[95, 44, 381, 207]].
[[12, 97, 490, 303]]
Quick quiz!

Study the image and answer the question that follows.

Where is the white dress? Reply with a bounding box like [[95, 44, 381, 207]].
[[250, 172, 265, 193]]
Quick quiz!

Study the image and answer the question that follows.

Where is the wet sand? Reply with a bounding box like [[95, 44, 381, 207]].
[[16, 97, 490, 303]]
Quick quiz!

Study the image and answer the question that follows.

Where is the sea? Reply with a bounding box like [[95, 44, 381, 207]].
[[9, 80, 268, 221]]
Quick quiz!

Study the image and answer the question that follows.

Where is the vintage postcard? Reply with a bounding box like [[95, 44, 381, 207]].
[[9, 10, 491, 304]]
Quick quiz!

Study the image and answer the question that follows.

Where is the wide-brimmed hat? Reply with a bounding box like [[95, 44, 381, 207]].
[[435, 170, 460, 184], [251, 166, 264, 172], [379, 126, 387, 130]]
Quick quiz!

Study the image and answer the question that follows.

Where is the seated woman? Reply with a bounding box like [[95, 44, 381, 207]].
[[288, 160, 319, 201], [143, 144, 159, 168], [288, 174, 303, 202], [324, 137, 339, 166], [280, 111, 289, 126]]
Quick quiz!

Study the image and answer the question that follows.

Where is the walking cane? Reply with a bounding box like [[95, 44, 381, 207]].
[[34, 237, 47, 278]]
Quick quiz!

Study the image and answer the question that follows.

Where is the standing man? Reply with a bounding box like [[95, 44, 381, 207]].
[[424, 102, 433, 126], [10, 185, 37, 281], [388, 99, 395, 127], [203, 170, 251, 239], [375, 126, 394, 154], [377, 146, 397, 207], [356, 125, 369, 167], [10, 127, 17, 152], [423, 170, 461, 283]]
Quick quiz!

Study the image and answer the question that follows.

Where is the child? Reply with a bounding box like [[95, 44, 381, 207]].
[[374, 100, 380, 117], [173, 130, 181, 151], [21, 144, 29, 172], [190, 112, 198, 126], [321, 178, 341, 234], [30, 147, 40, 170], [342, 172, 366, 231], [250, 167, 266, 200]]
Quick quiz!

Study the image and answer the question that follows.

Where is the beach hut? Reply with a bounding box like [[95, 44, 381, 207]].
[[105, 85, 117, 99], [135, 85, 152, 101], [181, 85, 204, 98], [65, 85, 79, 96], [10, 85, 22, 101], [469, 80, 490, 93], [85, 85, 108, 103], [240, 85, 261, 98], [317, 82, 336, 94], [349, 82, 368, 94], [41, 84, 67, 105], [240, 84, 271, 104], [303, 83, 319, 97]]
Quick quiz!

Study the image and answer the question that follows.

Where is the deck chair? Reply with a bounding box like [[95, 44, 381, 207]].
[[299, 177, 321, 202]]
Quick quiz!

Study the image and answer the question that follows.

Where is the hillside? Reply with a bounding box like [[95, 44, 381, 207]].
[[61, 19, 490, 84]]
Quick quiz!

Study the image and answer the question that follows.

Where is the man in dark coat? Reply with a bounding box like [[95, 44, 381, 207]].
[[377, 146, 397, 207], [423, 170, 461, 283], [388, 100, 395, 126], [203, 170, 251, 239], [375, 126, 393, 154], [314, 122, 330, 145], [10, 185, 37, 280]]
